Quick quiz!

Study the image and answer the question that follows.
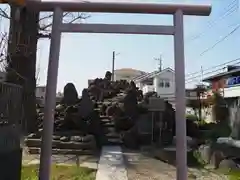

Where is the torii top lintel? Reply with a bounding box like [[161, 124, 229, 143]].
[[25, 0, 211, 16]]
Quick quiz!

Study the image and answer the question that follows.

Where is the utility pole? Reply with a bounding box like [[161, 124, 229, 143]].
[[111, 51, 120, 81], [154, 55, 163, 71], [112, 51, 115, 81]]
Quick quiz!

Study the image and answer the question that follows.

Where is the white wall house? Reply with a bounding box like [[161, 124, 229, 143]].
[[36, 85, 46, 99], [133, 68, 199, 105], [133, 68, 176, 101]]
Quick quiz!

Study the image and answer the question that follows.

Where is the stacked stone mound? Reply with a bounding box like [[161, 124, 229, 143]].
[[26, 83, 102, 155], [26, 71, 202, 154], [26, 132, 96, 155]]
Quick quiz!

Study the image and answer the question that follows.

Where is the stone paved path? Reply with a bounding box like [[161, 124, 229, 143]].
[[96, 146, 128, 180], [123, 149, 228, 180]]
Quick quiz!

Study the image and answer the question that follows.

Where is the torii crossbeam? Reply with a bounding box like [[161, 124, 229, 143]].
[[10, 1, 211, 180]]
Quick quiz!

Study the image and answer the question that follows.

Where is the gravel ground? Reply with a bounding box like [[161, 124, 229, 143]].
[[123, 149, 228, 180]]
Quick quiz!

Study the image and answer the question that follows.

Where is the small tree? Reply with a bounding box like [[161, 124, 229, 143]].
[[212, 92, 229, 124], [195, 84, 207, 120], [210, 91, 231, 138], [186, 84, 208, 121]]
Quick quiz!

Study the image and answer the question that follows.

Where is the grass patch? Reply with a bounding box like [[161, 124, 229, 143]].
[[212, 169, 240, 180], [224, 170, 240, 180], [21, 164, 96, 180]]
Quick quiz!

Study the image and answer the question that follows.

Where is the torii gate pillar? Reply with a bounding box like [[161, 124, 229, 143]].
[[24, 1, 211, 180]]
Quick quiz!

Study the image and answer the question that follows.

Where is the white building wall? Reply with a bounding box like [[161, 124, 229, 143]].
[[153, 70, 175, 99], [142, 85, 155, 94], [36, 86, 46, 99], [136, 82, 144, 90], [135, 69, 176, 101], [223, 86, 240, 98]]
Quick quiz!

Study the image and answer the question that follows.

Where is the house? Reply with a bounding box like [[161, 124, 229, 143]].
[[113, 68, 147, 81], [36, 86, 46, 99], [36, 86, 46, 105], [202, 65, 240, 99], [88, 68, 147, 86], [133, 68, 175, 101], [133, 68, 200, 105], [200, 65, 240, 122]]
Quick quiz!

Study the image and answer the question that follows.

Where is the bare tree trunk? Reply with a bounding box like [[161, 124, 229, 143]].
[[6, 5, 39, 133]]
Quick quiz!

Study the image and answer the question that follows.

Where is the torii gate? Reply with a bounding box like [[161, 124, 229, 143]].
[[1, 1, 211, 180]]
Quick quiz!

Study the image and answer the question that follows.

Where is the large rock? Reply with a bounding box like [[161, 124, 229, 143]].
[[219, 159, 239, 170], [198, 144, 212, 164], [61, 83, 79, 106], [77, 88, 94, 119]]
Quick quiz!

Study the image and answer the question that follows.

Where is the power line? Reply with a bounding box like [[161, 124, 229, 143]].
[[186, 57, 240, 77], [185, 67, 226, 84], [160, 1, 238, 58], [186, 0, 238, 43], [185, 59, 240, 84], [200, 23, 240, 56]]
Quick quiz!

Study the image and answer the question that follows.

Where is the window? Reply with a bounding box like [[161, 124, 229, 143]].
[[158, 80, 164, 87], [165, 81, 170, 87], [158, 79, 170, 88]]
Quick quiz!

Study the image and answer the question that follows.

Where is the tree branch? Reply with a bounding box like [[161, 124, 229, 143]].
[[0, 7, 10, 19], [39, 12, 90, 32]]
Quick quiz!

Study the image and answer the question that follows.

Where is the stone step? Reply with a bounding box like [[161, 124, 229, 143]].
[[105, 132, 120, 139], [27, 147, 96, 155], [27, 134, 95, 141], [104, 127, 116, 133], [53, 131, 86, 137], [25, 139, 96, 150], [102, 122, 115, 128], [100, 120, 112, 125], [100, 116, 111, 120], [107, 138, 123, 145], [101, 118, 111, 121]]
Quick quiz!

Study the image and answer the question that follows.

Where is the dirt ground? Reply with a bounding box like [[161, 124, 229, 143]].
[[123, 149, 228, 180]]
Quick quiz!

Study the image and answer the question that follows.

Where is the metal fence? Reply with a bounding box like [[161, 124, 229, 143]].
[[0, 82, 23, 126]]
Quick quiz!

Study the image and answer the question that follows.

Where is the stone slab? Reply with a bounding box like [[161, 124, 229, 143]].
[[96, 146, 128, 180]]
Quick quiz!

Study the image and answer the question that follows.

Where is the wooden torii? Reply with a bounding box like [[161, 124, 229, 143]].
[[0, 1, 211, 180], [0, 0, 25, 5]]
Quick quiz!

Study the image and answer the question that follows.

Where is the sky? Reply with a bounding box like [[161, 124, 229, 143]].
[[1, 0, 240, 94]]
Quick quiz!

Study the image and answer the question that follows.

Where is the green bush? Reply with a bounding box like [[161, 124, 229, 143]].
[[186, 114, 198, 122]]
